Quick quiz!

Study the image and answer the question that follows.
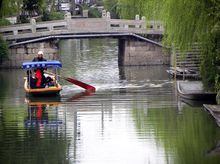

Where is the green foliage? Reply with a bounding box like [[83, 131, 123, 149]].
[[88, 8, 101, 18], [117, 0, 139, 19], [96, 0, 104, 6], [103, 0, 119, 18], [42, 11, 64, 21], [41, 10, 50, 21], [49, 12, 64, 20], [132, 104, 220, 164], [0, 35, 9, 64], [0, 18, 11, 26], [200, 50, 217, 91], [117, 0, 220, 90], [117, 0, 162, 19], [0, 0, 21, 18], [200, 27, 220, 91]]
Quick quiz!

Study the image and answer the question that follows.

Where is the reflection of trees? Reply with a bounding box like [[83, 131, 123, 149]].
[[0, 103, 70, 163], [132, 104, 220, 164], [0, 71, 8, 104]]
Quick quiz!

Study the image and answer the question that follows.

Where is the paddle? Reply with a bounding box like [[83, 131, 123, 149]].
[[45, 71, 96, 92]]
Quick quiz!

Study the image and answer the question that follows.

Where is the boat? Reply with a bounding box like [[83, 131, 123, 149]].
[[22, 60, 62, 96], [167, 67, 200, 79], [178, 97, 216, 107], [203, 104, 220, 127], [177, 81, 216, 101]]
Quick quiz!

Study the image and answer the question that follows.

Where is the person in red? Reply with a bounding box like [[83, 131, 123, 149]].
[[35, 69, 42, 87], [33, 50, 47, 88]]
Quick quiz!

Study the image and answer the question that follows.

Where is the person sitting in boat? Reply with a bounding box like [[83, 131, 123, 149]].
[[35, 69, 46, 88], [45, 76, 55, 87], [27, 70, 36, 88]]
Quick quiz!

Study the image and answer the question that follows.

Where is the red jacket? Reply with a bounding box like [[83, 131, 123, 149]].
[[35, 69, 42, 87]]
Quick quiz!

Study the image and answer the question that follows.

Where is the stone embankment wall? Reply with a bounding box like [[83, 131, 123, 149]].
[[0, 41, 59, 68]]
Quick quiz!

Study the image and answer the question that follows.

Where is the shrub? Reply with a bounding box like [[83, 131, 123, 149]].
[[0, 35, 9, 64], [88, 8, 101, 18], [18, 15, 29, 23], [0, 18, 11, 26], [49, 12, 64, 20], [42, 11, 64, 21]]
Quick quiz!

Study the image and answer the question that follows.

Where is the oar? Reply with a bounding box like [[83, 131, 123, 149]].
[[62, 76, 96, 92], [45, 71, 96, 92]]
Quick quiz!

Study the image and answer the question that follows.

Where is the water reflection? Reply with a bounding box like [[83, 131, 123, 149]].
[[119, 65, 170, 81], [24, 98, 62, 129], [1, 38, 220, 163], [0, 101, 69, 163], [132, 99, 220, 164]]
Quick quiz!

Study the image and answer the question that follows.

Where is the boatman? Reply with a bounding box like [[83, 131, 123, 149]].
[[32, 50, 47, 87], [32, 50, 47, 62]]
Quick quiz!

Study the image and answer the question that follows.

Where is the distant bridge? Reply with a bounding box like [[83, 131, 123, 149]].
[[0, 13, 163, 44], [0, 13, 168, 68]]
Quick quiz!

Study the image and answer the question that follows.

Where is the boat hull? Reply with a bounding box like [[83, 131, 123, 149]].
[[177, 81, 216, 101], [24, 78, 62, 96]]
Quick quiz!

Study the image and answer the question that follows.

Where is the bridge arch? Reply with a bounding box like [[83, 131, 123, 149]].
[[0, 33, 170, 68]]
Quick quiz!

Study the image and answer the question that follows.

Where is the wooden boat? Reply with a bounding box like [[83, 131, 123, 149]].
[[25, 96, 61, 105], [179, 97, 216, 107], [177, 81, 216, 101], [167, 67, 200, 79], [22, 61, 62, 96], [203, 104, 220, 127]]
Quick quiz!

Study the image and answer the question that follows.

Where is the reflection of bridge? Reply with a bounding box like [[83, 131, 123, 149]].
[[0, 13, 169, 68]]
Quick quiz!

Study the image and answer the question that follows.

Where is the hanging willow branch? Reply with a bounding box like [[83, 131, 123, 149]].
[[117, 0, 220, 90]]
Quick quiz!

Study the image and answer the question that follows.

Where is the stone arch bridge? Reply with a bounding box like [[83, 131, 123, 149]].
[[0, 13, 170, 68]]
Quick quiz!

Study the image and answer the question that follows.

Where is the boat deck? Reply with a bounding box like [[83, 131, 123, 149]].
[[179, 81, 207, 93], [177, 81, 216, 100]]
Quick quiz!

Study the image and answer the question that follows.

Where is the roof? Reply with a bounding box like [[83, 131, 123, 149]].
[[22, 60, 62, 69]]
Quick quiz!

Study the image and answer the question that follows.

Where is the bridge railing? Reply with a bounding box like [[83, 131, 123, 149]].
[[0, 13, 163, 41]]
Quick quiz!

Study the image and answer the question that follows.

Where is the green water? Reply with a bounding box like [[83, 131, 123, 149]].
[[0, 38, 220, 164]]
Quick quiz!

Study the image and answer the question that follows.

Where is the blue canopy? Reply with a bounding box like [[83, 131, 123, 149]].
[[22, 60, 62, 69]]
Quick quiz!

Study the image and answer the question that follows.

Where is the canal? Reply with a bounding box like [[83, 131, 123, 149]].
[[0, 38, 220, 164]]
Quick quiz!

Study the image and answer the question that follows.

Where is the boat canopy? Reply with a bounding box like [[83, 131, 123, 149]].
[[22, 60, 62, 69]]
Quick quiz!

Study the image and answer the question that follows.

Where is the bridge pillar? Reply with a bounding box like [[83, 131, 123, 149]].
[[30, 19, 36, 33], [0, 40, 59, 68], [118, 38, 170, 66]]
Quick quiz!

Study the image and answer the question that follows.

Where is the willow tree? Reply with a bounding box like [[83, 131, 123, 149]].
[[117, 0, 220, 91], [103, 0, 119, 18], [160, 0, 220, 90], [0, 0, 21, 18], [0, 0, 21, 64], [117, 0, 146, 19]]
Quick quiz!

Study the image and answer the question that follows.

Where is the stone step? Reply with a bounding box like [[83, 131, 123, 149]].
[[176, 61, 200, 64]]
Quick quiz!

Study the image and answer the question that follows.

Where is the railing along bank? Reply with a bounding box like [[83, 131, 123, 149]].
[[0, 11, 163, 41]]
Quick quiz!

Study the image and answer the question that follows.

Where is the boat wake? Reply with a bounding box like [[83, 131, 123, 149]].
[[61, 80, 172, 95]]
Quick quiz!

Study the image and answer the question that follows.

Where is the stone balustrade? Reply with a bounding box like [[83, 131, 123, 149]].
[[0, 11, 163, 41]]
